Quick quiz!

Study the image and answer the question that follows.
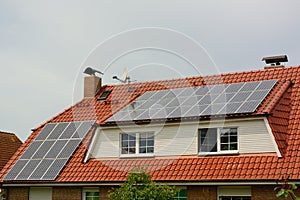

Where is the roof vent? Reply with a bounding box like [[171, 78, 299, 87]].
[[262, 55, 288, 69]]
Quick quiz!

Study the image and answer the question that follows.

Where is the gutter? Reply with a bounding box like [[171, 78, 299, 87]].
[[3, 180, 300, 187]]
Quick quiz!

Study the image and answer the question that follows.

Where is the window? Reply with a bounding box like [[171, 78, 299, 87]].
[[173, 188, 187, 200], [98, 90, 111, 101], [219, 197, 251, 200], [121, 132, 154, 156], [83, 188, 99, 200], [199, 128, 238, 154], [218, 186, 251, 200]]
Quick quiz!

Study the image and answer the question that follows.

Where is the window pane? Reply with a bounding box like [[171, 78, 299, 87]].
[[174, 189, 187, 200], [199, 128, 217, 152], [121, 134, 136, 154], [147, 147, 154, 153], [139, 133, 154, 154], [220, 196, 251, 200], [85, 192, 99, 200], [139, 147, 146, 153], [219, 197, 231, 200], [129, 148, 136, 154], [220, 128, 238, 152]]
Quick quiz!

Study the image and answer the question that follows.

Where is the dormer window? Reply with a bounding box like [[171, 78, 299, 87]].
[[199, 128, 238, 154], [120, 132, 154, 157]]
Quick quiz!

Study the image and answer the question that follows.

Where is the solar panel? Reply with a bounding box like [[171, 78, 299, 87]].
[[16, 160, 41, 180], [4, 160, 28, 180], [3, 120, 94, 181], [20, 141, 43, 159], [32, 140, 55, 159], [60, 122, 81, 139], [42, 159, 68, 180], [105, 80, 277, 123], [45, 140, 68, 158], [29, 159, 54, 180], [35, 123, 56, 140], [47, 123, 68, 140]]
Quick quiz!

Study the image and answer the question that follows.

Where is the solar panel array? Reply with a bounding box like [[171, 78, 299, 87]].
[[4, 121, 94, 181], [106, 80, 277, 122]]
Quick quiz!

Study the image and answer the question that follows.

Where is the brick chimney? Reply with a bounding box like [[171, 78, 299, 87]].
[[84, 75, 101, 98]]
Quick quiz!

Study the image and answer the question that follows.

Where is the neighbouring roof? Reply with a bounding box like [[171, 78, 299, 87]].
[[1, 66, 300, 184], [0, 132, 22, 171]]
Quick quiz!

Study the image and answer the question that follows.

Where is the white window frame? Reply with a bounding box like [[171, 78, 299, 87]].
[[82, 188, 99, 200], [120, 132, 154, 158], [218, 186, 251, 200], [198, 127, 239, 155]]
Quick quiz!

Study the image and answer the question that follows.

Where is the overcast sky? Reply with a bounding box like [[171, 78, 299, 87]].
[[1, 0, 300, 141]]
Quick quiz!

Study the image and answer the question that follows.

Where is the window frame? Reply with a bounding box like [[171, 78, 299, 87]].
[[82, 188, 99, 200], [120, 132, 154, 158], [218, 186, 251, 200], [198, 127, 239, 155], [173, 187, 187, 200]]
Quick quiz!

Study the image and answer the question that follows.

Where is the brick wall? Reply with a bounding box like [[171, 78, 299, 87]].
[[6, 187, 29, 200], [99, 186, 114, 200], [52, 187, 82, 200], [187, 186, 217, 200], [252, 185, 288, 200]]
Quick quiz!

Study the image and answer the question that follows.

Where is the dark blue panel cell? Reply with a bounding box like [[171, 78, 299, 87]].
[[35, 123, 57, 140], [240, 81, 260, 91], [3, 160, 28, 180], [15, 160, 41, 180], [257, 80, 277, 90], [32, 140, 55, 159], [72, 121, 93, 139], [20, 141, 43, 159], [29, 159, 54, 180], [60, 122, 81, 139], [236, 101, 261, 113], [41, 159, 68, 180], [57, 140, 81, 158], [45, 140, 68, 158], [47, 123, 69, 140]]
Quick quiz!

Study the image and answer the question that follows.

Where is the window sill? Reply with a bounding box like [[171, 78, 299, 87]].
[[120, 154, 155, 159], [198, 151, 239, 156]]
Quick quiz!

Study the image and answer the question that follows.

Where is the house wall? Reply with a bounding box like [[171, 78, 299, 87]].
[[91, 117, 278, 158], [188, 185, 217, 200], [5, 185, 288, 199], [52, 186, 82, 200], [6, 187, 29, 200]]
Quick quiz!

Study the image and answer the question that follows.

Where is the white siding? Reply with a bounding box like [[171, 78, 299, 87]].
[[29, 187, 52, 200], [91, 117, 278, 159]]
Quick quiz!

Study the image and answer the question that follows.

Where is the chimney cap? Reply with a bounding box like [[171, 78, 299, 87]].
[[83, 67, 104, 76], [262, 55, 288, 65]]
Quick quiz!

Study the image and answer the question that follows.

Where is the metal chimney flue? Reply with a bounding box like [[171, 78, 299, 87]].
[[262, 55, 288, 69]]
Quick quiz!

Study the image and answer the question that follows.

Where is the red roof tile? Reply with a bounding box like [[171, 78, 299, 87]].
[[0, 132, 22, 171], [2, 66, 300, 183]]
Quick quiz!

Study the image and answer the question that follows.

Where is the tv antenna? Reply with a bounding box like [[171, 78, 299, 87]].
[[113, 67, 129, 83], [113, 67, 136, 91]]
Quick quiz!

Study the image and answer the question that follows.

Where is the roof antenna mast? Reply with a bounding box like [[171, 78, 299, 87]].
[[113, 67, 134, 91]]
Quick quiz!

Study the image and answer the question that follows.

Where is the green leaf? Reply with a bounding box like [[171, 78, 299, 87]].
[[292, 184, 298, 190]]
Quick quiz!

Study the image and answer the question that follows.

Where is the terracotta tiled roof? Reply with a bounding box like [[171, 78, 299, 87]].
[[2, 66, 300, 183], [0, 132, 22, 171]]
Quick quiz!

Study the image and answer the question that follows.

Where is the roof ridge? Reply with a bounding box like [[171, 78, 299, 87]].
[[103, 65, 300, 88], [0, 131, 16, 135]]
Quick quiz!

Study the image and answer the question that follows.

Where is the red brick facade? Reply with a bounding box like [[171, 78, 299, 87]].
[[188, 185, 217, 200], [6, 187, 29, 200], [52, 186, 82, 200], [5, 185, 294, 199]]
